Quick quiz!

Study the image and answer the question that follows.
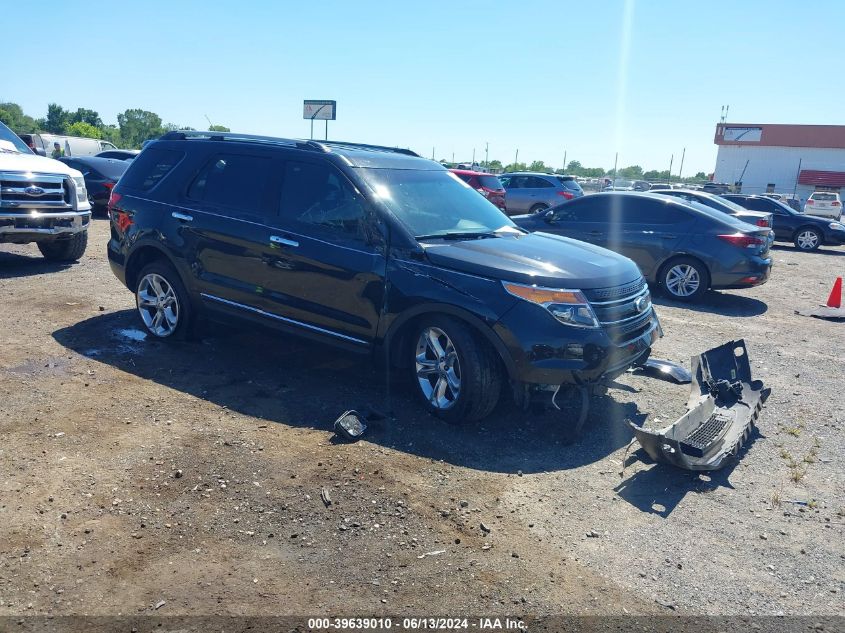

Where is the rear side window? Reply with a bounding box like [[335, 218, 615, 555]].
[[811, 193, 836, 201], [526, 176, 554, 188], [555, 176, 582, 192], [120, 148, 184, 191], [188, 153, 274, 215]]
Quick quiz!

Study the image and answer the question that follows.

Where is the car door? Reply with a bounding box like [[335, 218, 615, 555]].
[[175, 149, 287, 314], [257, 157, 386, 347], [613, 199, 696, 279], [502, 175, 529, 214], [741, 197, 792, 239], [523, 175, 556, 209], [546, 197, 608, 245]]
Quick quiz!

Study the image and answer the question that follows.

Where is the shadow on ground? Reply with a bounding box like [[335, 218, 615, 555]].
[[653, 290, 768, 317], [53, 310, 657, 475], [0, 249, 76, 279], [613, 425, 763, 517], [771, 243, 845, 256]]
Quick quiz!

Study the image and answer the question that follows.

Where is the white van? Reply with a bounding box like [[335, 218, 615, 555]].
[[20, 133, 117, 157]]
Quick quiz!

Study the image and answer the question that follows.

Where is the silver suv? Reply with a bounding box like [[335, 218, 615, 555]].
[[499, 172, 584, 215]]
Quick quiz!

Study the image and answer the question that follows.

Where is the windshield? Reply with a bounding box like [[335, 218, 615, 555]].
[[359, 168, 516, 238], [811, 193, 837, 201], [0, 121, 33, 154]]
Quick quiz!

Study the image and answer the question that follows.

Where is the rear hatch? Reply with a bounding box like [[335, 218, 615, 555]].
[[807, 192, 841, 215]]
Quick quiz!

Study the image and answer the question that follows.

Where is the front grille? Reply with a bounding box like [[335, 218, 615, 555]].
[[0, 171, 73, 211], [585, 278, 655, 344]]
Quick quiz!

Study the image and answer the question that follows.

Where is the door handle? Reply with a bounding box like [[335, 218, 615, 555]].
[[270, 235, 299, 248], [171, 212, 193, 222]]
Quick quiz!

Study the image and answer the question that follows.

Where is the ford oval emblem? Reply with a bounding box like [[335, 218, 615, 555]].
[[24, 186, 46, 197]]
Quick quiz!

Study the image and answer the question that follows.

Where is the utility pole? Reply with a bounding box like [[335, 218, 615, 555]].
[[452, 152, 455, 165], [667, 154, 674, 184], [472, 148, 476, 164], [514, 149, 519, 168], [793, 158, 802, 197], [612, 152, 618, 187], [432, 147, 435, 160], [485, 142, 489, 169], [678, 147, 686, 182], [563, 150, 567, 173]]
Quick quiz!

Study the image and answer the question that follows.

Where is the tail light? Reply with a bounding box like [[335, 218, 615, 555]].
[[719, 233, 765, 249], [756, 219, 769, 227], [833, 201, 841, 207], [103, 181, 115, 191], [807, 199, 814, 204], [106, 191, 122, 215], [476, 188, 490, 198], [557, 190, 575, 200]]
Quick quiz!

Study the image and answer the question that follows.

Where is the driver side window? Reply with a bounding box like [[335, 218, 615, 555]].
[[279, 161, 367, 240]]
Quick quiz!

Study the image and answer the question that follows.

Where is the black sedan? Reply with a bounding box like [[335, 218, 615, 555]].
[[95, 149, 140, 161], [58, 156, 130, 216], [722, 194, 845, 251], [514, 192, 773, 302]]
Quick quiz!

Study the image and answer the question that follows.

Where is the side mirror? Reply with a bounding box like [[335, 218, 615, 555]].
[[544, 209, 556, 222]]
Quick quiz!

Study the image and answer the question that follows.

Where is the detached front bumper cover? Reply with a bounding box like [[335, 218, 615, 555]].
[[630, 339, 768, 471]]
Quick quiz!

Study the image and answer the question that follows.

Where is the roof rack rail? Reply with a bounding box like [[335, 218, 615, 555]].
[[156, 131, 421, 157], [158, 130, 315, 150], [304, 140, 420, 157]]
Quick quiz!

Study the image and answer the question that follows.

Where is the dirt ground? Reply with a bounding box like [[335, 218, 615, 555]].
[[0, 219, 843, 618]]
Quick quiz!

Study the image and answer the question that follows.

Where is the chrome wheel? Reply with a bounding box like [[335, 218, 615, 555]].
[[665, 264, 700, 298], [137, 273, 180, 337], [415, 327, 461, 410], [796, 230, 820, 250]]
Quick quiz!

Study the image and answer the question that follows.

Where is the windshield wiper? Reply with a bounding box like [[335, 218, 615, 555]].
[[415, 231, 499, 241]]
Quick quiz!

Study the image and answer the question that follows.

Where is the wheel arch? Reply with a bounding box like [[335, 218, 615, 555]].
[[125, 242, 186, 291], [792, 224, 824, 242], [380, 304, 517, 382]]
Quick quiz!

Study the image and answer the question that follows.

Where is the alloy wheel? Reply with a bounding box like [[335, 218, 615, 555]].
[[415, 327, 461, 410], [796, 230, 819, 250], [665, 264, 700, 298], [137, 273, 180, 337]]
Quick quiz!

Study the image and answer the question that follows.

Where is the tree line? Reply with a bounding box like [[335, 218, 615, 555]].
[[0, 102, 230, 149], [445, 160, 706, 182]]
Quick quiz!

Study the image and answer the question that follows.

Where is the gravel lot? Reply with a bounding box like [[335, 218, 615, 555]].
[[0, 219, 843, 617]]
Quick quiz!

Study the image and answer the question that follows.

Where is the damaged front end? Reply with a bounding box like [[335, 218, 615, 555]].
[[630, 339, 768, 471]]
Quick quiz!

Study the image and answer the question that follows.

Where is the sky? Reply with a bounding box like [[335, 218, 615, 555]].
[[4, 0, 845, 175]]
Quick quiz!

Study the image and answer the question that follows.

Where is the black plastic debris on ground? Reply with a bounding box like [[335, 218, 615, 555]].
[[630, 339, 768, 471], [629, 357, 692, 384]]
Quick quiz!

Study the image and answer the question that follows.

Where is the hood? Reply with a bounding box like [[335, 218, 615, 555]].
[[422, 232, 642, 289], [0, 151, 82, 177]]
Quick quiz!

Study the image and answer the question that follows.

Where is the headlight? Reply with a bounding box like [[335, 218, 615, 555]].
[[72, 176, 87, 203], [829, 222, 845, 231], [502, 281, 600, 328]]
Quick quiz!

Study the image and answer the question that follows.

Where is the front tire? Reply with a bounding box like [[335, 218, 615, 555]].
[[135, 261, 194, 340], [37, 231, 88, 262], [659, 256, 709, 302], [794, 227, 822, 251], [410, 316, 502, 423]]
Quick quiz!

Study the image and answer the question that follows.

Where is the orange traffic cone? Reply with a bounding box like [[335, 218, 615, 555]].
[[826, 277, 843, 309]]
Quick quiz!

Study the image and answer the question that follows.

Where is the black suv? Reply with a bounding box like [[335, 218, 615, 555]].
[[107, 132, 661, 422]]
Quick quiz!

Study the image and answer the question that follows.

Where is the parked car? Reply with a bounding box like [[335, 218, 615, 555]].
[[0, 121, 91, 260], [58, 156, 130, 216], [650, 189, 773, 229], [449, 169, 506, 211], [803, 191, 842, 220], [513, 192, 773, 302], [17, 133, 118, 157], [723, 194, 845, 251], [498, 172, 584, 215], [632, 180, 651, 192], [603, 180, 635, 192], [107, 131, 661, 423], [701, 182, 730, 194], [96, 149, 140, 161]]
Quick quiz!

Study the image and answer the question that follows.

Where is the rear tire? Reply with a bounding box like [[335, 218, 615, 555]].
[[659, 256, 709, 302], [793, 227, 822, 251], [410, 315, 502, 424], [37, 231, 88, 262], [135, 261, 194, 340], [529, 203, 549, 214]]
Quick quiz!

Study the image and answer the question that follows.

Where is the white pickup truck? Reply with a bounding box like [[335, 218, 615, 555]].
[[0, 121, 91, 261]]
